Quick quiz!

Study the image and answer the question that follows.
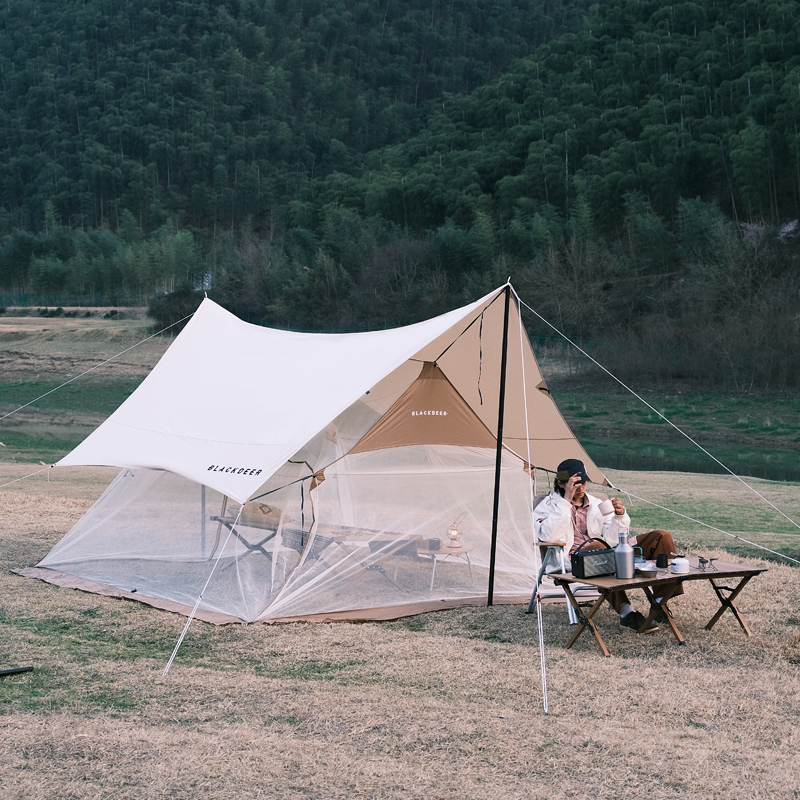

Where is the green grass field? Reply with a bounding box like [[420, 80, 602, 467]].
[[0, 377, 143, 461], [599, 468, 800, 564], [0, 377, 143, 414], [551, 386, 800, 481]]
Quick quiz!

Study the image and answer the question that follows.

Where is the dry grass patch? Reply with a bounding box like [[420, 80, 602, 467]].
[[1, 465, 800, 799], [0, 311, 167, 382]]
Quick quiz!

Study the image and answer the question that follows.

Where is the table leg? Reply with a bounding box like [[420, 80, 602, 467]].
[[343, 560, 407, 593], [332, 543, 408, 593], [704, 574, 755, 635], [427, 552, 473, 590], [641, 583, 684, 644], [559, 584, 611, 657]]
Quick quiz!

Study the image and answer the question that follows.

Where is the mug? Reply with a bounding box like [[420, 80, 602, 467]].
[[597, 498, 615, 516], [656, 554, 669, 569]]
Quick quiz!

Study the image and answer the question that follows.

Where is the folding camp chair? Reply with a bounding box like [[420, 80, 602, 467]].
[[208, 497, 281, 561], [526, 541, 579, 624], [209, 515, 278, 561]]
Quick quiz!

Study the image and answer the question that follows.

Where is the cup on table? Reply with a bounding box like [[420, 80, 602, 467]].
[[597, 498, 615, 516], [656, 554, 669, 569]]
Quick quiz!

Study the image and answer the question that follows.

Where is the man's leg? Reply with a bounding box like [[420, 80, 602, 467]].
[[636, 529, 683, 597], [637, 529, 676, 559], [607, 589, 629, 613]]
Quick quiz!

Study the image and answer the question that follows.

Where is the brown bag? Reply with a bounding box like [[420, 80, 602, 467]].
[[239, 502, 282, 529]]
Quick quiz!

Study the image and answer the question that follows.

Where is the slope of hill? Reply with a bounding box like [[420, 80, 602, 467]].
[[314, 0, 800, 234], [0, 0, 587, 235]]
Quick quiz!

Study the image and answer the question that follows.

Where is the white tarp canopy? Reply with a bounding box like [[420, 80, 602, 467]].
[[58, 289, 506, 502]]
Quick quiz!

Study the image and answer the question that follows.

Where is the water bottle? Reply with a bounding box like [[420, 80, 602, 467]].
[[615, 529, 634, 580]]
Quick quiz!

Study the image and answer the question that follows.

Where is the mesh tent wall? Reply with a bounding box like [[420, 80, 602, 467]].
[[21, 285, 608, 623]]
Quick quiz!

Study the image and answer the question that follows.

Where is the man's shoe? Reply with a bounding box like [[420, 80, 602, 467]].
[[620, 610, 659, 634]]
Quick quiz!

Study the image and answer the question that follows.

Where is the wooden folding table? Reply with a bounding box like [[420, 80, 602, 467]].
[[554, 558, 767, 656]]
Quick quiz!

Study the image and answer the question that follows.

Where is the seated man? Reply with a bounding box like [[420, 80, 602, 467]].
[[534, 458, 681, 634]]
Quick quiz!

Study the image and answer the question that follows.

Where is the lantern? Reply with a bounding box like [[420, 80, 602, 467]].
[[446, 523, 462, 548]]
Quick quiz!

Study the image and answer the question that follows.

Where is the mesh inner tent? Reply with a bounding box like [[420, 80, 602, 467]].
[[39, 464, 314, 622], [38, 446, 540, 623], [260, 445, 539, 621]]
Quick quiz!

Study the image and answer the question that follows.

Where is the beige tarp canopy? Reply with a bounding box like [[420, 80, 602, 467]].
[[23, 284, 606, 623]]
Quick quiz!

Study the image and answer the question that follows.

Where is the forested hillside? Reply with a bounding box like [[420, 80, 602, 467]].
[[1, 0, 799, 391], [0, 0, 582, 234], [328, 0, 800, 233]]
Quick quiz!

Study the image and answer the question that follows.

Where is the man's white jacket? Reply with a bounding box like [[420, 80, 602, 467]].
[[534, 492, 631, 554]]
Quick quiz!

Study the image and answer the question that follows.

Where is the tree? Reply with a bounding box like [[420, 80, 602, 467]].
[[730, 118, 770, 221]]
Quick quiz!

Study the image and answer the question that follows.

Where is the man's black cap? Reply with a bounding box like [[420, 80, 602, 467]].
[[556, 458, 589, 484]]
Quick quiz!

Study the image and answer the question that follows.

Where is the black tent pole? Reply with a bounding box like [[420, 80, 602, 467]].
[[0, 666, 33, 677], [488, 285, 511, 606]]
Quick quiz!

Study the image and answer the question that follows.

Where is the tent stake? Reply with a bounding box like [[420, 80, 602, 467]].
[[488, 285, 511, 606]]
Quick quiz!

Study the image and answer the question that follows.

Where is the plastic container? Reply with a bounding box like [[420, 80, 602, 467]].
[[671, 556, 690, 574]]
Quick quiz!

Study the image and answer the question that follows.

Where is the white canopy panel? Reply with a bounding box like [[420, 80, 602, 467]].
[[58, 289, 501, 502]]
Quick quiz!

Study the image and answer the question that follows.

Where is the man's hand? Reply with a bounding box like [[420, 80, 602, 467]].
[[611, 497, 626, 516], [564, 474, 584, 504]]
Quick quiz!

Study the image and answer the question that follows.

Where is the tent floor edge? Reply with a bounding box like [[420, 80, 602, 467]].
[[14, 567, 545, 626], [257, 594, 533, 624], [12, 566, 243, 626]]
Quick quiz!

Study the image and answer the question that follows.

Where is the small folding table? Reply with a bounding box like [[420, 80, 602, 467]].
[[553, 558, 767, 657]]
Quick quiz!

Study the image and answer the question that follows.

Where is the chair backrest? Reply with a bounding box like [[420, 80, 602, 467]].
[[239, 501, 281, 529]]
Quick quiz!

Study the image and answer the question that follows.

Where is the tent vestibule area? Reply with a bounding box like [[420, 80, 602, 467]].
[[20, 285, 606, 624]]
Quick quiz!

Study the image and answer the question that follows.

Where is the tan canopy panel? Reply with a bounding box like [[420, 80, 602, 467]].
[[348, 361, 497, 454], [414, 287, 605, 484]]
